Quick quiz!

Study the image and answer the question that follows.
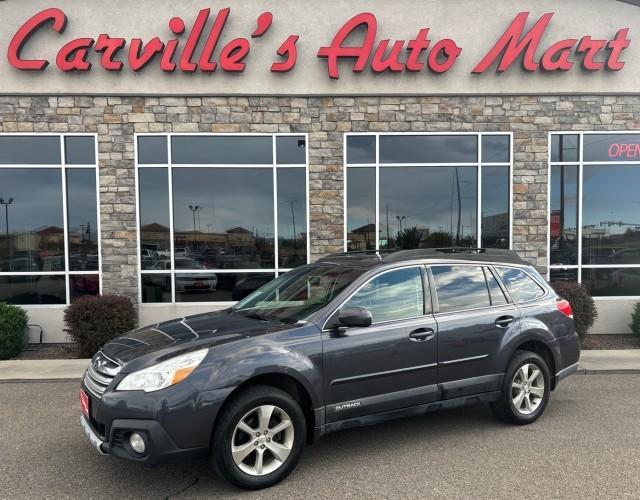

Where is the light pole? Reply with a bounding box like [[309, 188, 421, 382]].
[[0, 197, 14, 261], [189, 205, 201, 249], [287, 200, 297, 258]]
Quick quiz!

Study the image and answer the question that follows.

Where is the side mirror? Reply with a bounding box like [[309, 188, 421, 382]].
[[338, 307, 372, 328]]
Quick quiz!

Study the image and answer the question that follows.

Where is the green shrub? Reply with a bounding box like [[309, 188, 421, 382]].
[[0, 304, 28, 360], [64, 295, 137, 358], [551, 281, 598, 339], [630, 303, 640, 338]]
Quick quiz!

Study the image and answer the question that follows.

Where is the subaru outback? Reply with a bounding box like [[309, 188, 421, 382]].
[[80, 248, 580, 490]]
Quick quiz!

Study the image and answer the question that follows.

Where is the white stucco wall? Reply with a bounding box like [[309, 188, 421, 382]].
[[0, 0, 638, 96]]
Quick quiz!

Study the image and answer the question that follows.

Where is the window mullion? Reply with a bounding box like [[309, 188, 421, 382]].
[[60, 137, 71, 305]]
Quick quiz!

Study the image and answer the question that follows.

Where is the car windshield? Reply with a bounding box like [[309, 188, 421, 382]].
[[231, 264, 366, 324]]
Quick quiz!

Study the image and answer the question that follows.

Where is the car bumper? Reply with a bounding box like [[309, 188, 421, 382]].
[[79, 381, 234, 465]]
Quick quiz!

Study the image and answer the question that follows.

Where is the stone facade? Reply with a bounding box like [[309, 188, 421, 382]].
[[1, 94, 639, 302]]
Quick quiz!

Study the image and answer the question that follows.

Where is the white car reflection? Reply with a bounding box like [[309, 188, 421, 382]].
[[154, 258, 218, 293]]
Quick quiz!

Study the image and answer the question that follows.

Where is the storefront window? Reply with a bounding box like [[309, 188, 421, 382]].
[[549, 132, 640, 296], [136, 134, 309, 304], [0, 135, 100, 305], [345, 133, 512, 252]]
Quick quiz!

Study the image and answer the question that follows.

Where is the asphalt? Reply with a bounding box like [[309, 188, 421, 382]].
[[0, 375, 638, 499]]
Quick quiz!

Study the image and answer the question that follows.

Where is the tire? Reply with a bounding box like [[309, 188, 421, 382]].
[[210, 385, 306, 490], [490, 350, 551, 425]]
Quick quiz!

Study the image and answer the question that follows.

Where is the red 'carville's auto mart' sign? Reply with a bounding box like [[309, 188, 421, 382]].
[[6, 8, 631, 77]]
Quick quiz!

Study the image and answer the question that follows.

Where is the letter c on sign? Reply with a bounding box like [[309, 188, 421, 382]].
[[8, 8, 68, 71]]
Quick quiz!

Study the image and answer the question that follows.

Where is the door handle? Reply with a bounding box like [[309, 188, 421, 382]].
[[409, 328, 435, 342], [495, 316, 515, 328]]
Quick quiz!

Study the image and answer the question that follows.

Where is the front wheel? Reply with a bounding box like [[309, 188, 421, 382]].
[[490, 350, 551, 425], [211, 385, 306, 490]]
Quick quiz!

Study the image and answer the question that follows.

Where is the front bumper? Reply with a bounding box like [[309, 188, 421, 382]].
[[79, 380, 235, 464]]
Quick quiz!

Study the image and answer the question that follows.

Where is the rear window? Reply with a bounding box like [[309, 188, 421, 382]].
[[431, 265, 491, 313], [496, 267, 546, 303]]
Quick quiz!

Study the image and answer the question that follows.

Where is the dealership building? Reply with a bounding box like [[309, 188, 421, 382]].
[[1, 0, 640, 342]]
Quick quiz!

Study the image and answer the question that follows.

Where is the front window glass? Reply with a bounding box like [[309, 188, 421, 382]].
[[343, 267, 424, 323], [233, 264, 366, 323], [432, 265, 491, 313]]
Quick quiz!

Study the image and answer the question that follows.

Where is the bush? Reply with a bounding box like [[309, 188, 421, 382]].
[[551, 281, 598, 339], [630, 303, 640, 338], [0, 304, 29, 360], [64, 295, 137, 358]]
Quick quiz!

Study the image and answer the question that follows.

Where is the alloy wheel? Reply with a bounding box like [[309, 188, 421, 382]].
[[231, 405, 295, 476], [511, 363, 545, 415]]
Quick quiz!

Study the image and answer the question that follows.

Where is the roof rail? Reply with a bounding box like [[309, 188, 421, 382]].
[[318, 250, 383, 261], [381, 247, 527, 265]]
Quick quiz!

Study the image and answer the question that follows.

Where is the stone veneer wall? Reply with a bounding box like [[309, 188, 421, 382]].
[[1, 94, 638, 302]]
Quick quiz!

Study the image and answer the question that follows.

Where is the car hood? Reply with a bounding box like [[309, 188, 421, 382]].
[[100, 310, 294, 365]]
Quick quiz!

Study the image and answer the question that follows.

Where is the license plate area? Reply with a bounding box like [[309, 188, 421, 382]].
[[80, 389, 90, 418]]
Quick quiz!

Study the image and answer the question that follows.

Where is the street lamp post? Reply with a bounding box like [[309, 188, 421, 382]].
[[189, 205, 201, 249], [0, 197, 14, 261]]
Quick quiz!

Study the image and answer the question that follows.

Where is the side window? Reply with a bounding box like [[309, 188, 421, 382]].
[[485, 267, 508, 306], [431, 266, 491, 313], [343, 267, 424, 323], [496, 267, 546, 303]]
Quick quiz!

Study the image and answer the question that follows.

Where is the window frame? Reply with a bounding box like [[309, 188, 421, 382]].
[[135, 133, 310, 306], [0, 133, 101, 307], [343, 132, 514, 252], [548, 130, 640, 299]]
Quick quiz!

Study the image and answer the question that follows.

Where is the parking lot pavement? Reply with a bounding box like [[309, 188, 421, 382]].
[[1, 375, 639, 499]]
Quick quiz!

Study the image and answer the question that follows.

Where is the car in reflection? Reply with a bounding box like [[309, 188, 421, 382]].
[[154, 258, 218, 294], [9, 257, 40, 272], [174, 247, 191, 257]]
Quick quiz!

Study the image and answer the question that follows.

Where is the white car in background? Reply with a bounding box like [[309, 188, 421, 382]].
[[154, 258, 218, 293]]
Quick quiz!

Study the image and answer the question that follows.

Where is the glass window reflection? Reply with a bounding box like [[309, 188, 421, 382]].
[[380, 135, 477, 164], [344, 267, 424, 323], [582, 165, 640, 265], [379, 166, 477, 250], [583, 134, 640, 163], [172, 136, 273, 164], [0, 169, 64, 272], [65, 137, 95, 165], [496, 267, 545, 303], [0, 136, 61, 165], [550, 165, 579, 265], [347, 136, 376, 164], [141, 274, 172, 303], [347, 168, 376, 251], [67, 169, 98, 271], [551, 135, 579, 163], [276, 137, 306, 164], [277, 168, 307, 268], [172, 168, 275, 270], [139, 168, 171, 271], [582, 268, 640, 296], [481, 135, 510, 163], [70, 274, 100, 302], [432, 265, 490, 313], [482, 166, 510, 249], [138, 136, 168, 165], [175, 272, 275, 302], [0, 275, 66, 304]]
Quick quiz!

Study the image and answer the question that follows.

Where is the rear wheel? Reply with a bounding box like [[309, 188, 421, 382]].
[[211, 385, 306, 490], [491, 350, 551, 425]]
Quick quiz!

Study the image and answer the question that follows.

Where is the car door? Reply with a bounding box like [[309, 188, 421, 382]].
[[430, 264, 520, 399], [322, 266, 439, 422]]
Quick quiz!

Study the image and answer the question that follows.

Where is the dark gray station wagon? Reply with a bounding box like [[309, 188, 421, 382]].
[[80, 248, 580, 490]]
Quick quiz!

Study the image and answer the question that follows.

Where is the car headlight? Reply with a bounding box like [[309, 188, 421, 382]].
[[116, 349, 208, 392]]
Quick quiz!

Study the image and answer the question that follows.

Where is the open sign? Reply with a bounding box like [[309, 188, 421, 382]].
[[608, 142, 640, 159]]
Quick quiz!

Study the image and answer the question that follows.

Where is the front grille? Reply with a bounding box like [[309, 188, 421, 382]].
[[83, 352, 121, 398]]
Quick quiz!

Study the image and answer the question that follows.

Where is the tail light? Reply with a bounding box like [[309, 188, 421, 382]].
[[556, 298, 573, 319]]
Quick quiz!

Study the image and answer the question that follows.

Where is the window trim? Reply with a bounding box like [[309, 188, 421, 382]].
[[135, 133, 310, 306], [344, 132, 514, 252], [548, 130, 640, 299], [0, 133, 101, 307]]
